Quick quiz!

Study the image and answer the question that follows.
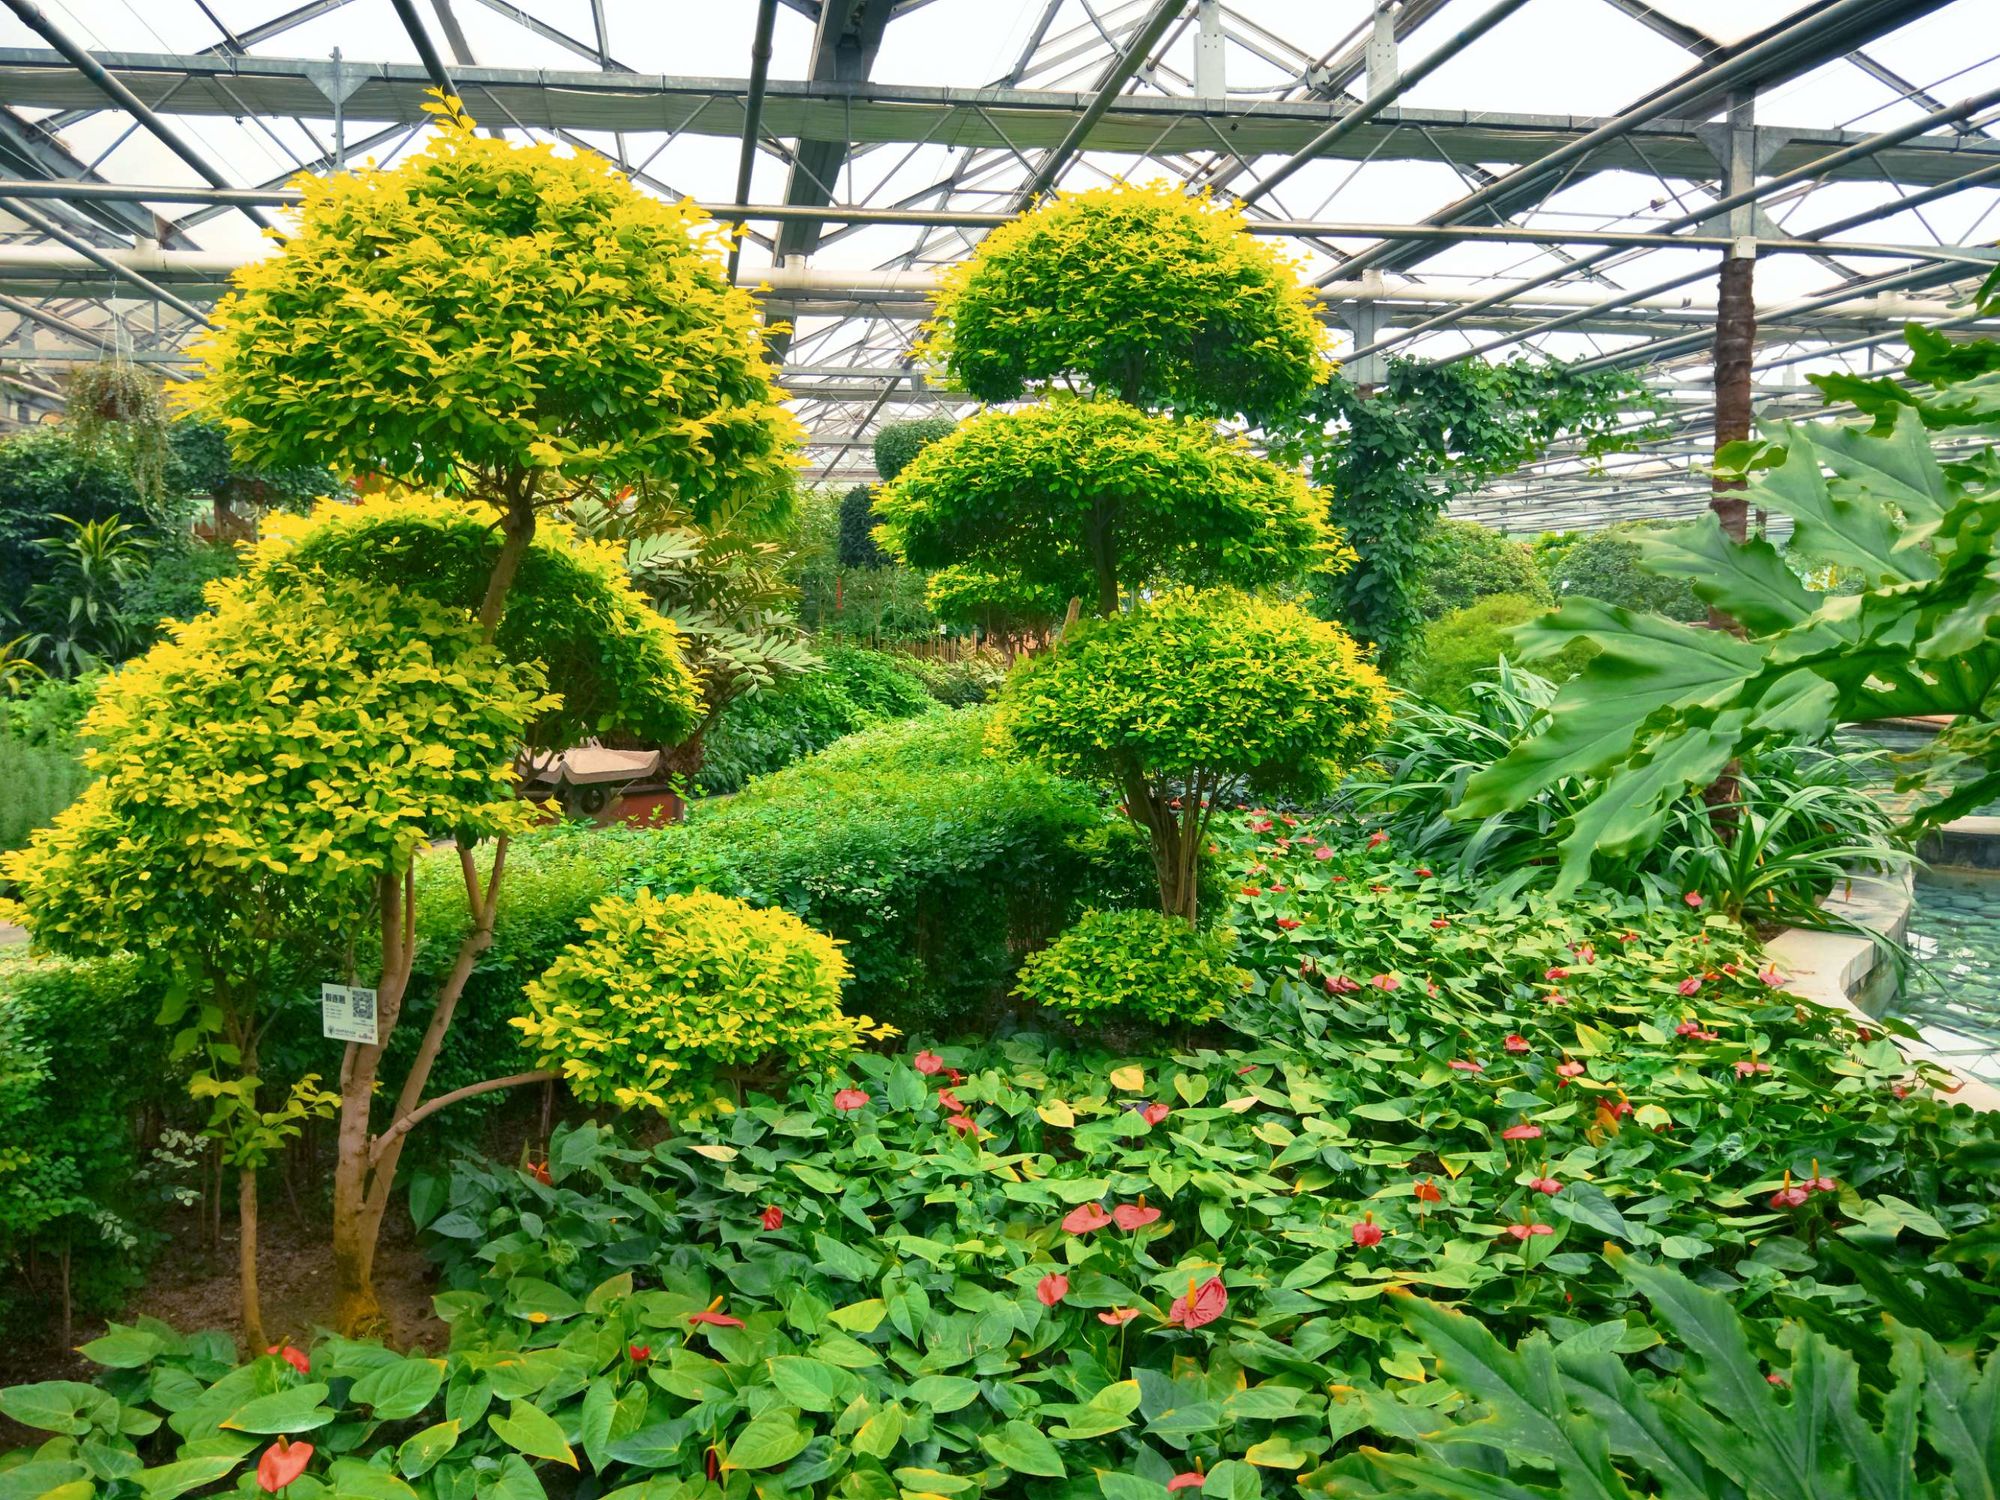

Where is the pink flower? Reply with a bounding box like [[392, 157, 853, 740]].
[[1351, 1214, 1384, 1248], [1326, 974, 1360, 994], [1098, 1307, 1140, 1326], [1545, 967, 1569, 981], [938, 1087, 964, 1111], [1678, 977, 1701, 997], [1313, 847, 1334, 861], [1367, 831, 1388, 849], [1167, 1475, 1205, 1493], [1544, 992, 1567, 1007], [1684, 892, 1704, 908], [1676, 1020, 1718, 1041], [1062, 1203, 1114, 1234], [257, 1438, 313, 1493], [1035, 1273, 1068, 1307], [1769, 1172, 1811, 1210], [947, 1113, 979, 1135], [1504, 1034, 1530, 1054], [1503, 1222, 1555, 1241], [1501, 1122, 1542, 1141], [1758, 965, 1787, 988], [1141, 1102, 1171, 1126], [913, 1050, 944, 1075], [1529, 1176, 1562, 1195], [1370, 973, 1400, 992], [1165, 1275, 1228, 1329], [760, 1205, 784, 1231], [1113, 1200, 1162, 1231], [1448, 1058, 1484, 1073], [833, 1088, 868, 1112], [1556, 1059, 1586, 1079], [1736, 1059, 1772, 1078], [1430, 918, 1451, 930], [1571, 943, 1596, 964]]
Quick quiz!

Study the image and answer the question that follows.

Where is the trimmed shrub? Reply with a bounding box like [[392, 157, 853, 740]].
[[835, 485, 890, 570], [871, 416, 956, 482], [514, 889, 867, 1114], [0, 739, 91, 858], [1405, 594, 1596, 710], [1412, 518, 1550, 620], [646, 710, 1154, 1029], [1548, 521, 1705, 621], [697, 645, 936, 794], [1014, 908, 1247, 1027]]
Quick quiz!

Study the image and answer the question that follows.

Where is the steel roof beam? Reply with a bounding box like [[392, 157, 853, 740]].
[[1014, 0, 1183, 207]]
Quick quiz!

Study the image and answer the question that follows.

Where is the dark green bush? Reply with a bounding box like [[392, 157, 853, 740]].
[[1404, 593, 1593, 710], [871, 416, 956, 482], [697, 645, 936, 793], [646, 709, 1153, 1029], [1548, 520, 1705, 621], [121, 538, 243, 626], [835, 485, 890, 570], [0, 738, 91, 858], [1411, 518, 1549, 620], [0, 672, 98, 749]]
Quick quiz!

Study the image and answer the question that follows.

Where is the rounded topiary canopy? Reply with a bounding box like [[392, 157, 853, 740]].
[[875, 397, 1337, 616], [187, 94, 800, 520], [919, 183, 1332, 422], [252, 493, 701, 750], [996, 587, 1392, 802], [5, 572, 547, 966], [1413, 518, 1552, 621], [871, 416, 957, 482]]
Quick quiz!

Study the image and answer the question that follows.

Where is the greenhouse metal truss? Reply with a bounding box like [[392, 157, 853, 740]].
[[0, 0, 1995, 528]]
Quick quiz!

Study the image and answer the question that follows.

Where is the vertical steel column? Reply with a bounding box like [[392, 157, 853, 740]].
[[1194, 0, 1225, 98], [1710, 92, 1758, 548]]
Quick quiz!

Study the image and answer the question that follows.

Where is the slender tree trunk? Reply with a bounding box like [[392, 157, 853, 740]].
[[239, 1167, 265, 1355], [479, 496, 538, 639]]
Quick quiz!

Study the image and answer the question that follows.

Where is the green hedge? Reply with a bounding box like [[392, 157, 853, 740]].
[[697, 645, 937, 794], [1411, 518, 1550, 620], [1547, 520, 1705, 621], [645, 709, 1153, 1030], [1404, 593, 1595, 710]]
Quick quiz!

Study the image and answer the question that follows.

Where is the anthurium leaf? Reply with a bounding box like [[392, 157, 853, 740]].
[[326, 1459, 419, 1500], [396, 1421, 461, 1480], [0, 1382, 120, 1436], [349, 1359, 445, 1421], [220, 1384, 336, 1434], [905, 1376, 979, 1414], [980, 1419, 1066, 1478], [76, 1328, 165, 1371], [723, 1412, 810, 1471], [135, 1455, 244, 1500], [767, 1358, 844, 1414], [488, 1401, 577, 1469]]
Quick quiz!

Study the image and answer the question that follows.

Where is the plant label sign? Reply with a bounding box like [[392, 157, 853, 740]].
[[321, 983, 379, 1044]]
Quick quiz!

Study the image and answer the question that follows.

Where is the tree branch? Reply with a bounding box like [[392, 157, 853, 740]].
[[369, 1070, 559, 1165]]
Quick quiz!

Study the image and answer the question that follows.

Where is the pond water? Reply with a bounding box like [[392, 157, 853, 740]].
[[1889, 870, 2000, 1087]]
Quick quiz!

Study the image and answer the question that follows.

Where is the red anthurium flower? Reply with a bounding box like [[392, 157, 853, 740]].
[[256, 1438, 313, 1493], [1529, 1176, 1562, 1195], [1545, 967, 1570, 981], [1721, 962, 1739, 975], [1313, 846, 1334, 861], [1280, 813, 1299, 828], [1619, 931, 1640, 943], [1430, 919, 1450, 930], [761, 1205, 784, 1231], [688, 1298, 746, 1329], [1367, 831, 1388, 849], [1369, 883, 1388, 892], [947, 1113, 979, 1135], [628, 1344, 651, 1362], [913, 1050, 944, 1075], [1544, 992, 1568, 1007], [1326, 975, 1360, 994], [1503, 1222, 1555, 1241], [1556, 1059, 1586, 1079], [1501, 1122, 1542, 1141], [1141, 1102, 1171, 1126], [530, 1160, 551, 1186], [1036, 1273, 1069, 1307], [1098, 1307, 1140, 1326], [1448, 1058, 1484, 1073], [266, 1344, 309, 1376], [1571, 943, 1596, 964], [1242, 886, 1263, 897], [833, 1088, 869, 1112], [1504, 1034, 1530, 1054], [1678, 977, 1702, 997], [1767, 1372, 1787, 1387], [1676, 1020, 1718, 1041], [1808, 1159, 1837, 1193], [1415, 867, 1433, 878], [938, 1087, 964, 1111], [946, 1068, 966, 1085], [1684, 892, 1704, 908], [1248, 818, 1273, 833], [1269, 883, 1286, 893], [1413, 1178, 1442, 1204], [1769, 1171, 1811, 1209], [1736, 1059, 1772, 1078], [1165, 1275, 1228, 1329], [1351, 1213, 1384, 1248], [1167, 1474, 1205, 1492], [1330, 874, 1347, 883], [1063, 1203, 1114, 1234], [1606, 1096, 1634, 1117], [1113, 1199, 1162, 1231], [1371, 973, 1400, 991], [1758, 964, 1787, 988], [1276, 917, 1301, 931]]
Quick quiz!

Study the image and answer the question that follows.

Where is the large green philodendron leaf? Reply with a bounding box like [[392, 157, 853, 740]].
[[1458, 600, 1764, 816], [1761, 434, 1936, 587], [1635, 512, 1818, 637]]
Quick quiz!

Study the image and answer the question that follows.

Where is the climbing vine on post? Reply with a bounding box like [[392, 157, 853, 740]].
[[1272, 356, 1651, 669]]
